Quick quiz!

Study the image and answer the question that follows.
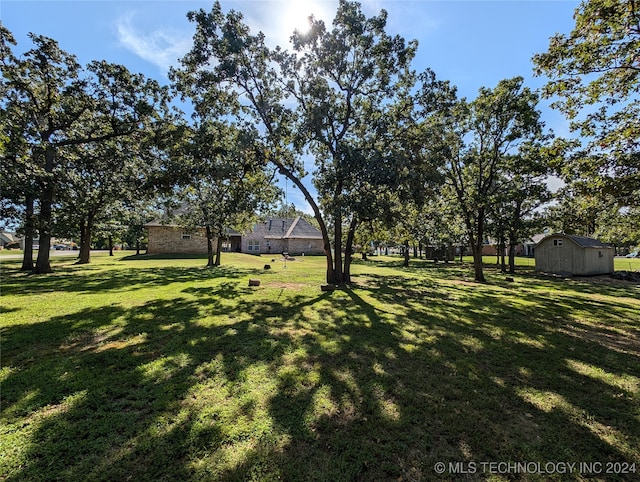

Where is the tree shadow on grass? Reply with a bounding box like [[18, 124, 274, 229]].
[[2, 279, 328, 481], [0, 262, 253, 297], [2, 269, 639, 481], [344, 273, 640, 475]]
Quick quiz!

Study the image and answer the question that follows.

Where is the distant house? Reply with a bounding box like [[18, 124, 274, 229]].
[[242, 217, 324, 255], [534, 234, 614, 276], [523, 234, 546, 257], [145, 222, 242, 255], [0, 232, 20, 249], [481, 234, 547, 258], [145, 216, 324, 256]]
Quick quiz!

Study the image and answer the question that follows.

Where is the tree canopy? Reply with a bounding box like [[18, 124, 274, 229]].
[[175, 0, 433, 284], [1, 26, 171, 272], [533, 0, 640, 207]]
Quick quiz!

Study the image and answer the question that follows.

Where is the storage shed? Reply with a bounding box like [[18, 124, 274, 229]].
[[534, 234, 614, 276]]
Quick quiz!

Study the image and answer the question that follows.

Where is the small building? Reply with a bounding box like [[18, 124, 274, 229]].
[[534, 234, 614, 276]]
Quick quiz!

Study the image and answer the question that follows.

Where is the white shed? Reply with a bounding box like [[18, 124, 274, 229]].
[[534, 234, 614, 276]]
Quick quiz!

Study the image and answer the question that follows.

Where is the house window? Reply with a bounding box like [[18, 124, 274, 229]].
[[182, 232, 191, 240], [553, 239, 563, 246], [248, 240, 260, 252]]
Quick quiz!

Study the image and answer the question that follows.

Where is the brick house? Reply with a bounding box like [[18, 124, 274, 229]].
[[241, 217, 324, 255], [145, 216, 323, 256]]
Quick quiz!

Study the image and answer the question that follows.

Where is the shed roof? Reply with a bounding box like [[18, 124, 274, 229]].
[[536, 233, 612, 249], [566, 235, 612, 248]]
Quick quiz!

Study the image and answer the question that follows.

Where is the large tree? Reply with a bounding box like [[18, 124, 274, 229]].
[[533, 0, 640, 206], [417, 74, 548, 282], [174, 0, 426, 284], [0, 73, 38, 271], [174, 121, 279, 267], [1, 27, 170, 273], [494, 154, 552, 273]]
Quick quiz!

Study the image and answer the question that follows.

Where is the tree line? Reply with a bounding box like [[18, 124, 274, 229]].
[[1, 0, 638, 282]]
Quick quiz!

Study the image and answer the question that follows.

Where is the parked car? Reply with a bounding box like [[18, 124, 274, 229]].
[[625, 251, 639, 258]]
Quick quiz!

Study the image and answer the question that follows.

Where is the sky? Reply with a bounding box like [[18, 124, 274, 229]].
[[1, 0, 580, 212]]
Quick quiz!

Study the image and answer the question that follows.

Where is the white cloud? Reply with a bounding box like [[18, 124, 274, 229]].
[[115, 12, 192, 74]]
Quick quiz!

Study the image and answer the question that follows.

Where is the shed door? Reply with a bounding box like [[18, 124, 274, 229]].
[[548, 239, 571, 273]]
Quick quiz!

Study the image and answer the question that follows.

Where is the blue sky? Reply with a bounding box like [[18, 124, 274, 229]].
[[2, 0, 579, 211]]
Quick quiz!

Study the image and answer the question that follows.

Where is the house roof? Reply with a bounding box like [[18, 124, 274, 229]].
[[143, 221, 241, 236], [529, 233, 546, 245], [0, 232, 18, 243], [536, 233, 613, 249], [256, 217, 323, 240]]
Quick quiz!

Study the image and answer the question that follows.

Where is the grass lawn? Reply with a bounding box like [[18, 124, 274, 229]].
[[1, 252, 639, 481]]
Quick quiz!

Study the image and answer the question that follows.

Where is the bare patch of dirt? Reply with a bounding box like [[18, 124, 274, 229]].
[[268, 282, 308, 290]]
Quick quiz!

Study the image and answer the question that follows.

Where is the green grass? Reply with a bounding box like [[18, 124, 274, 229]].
[[1, 252, 639, 481], [615, 257, 640, 272], [458, 255, 640, 272]]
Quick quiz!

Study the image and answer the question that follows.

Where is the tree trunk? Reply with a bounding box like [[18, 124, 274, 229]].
[[34, 146, 55, 274], [35, 231, 52, 273], [108, 235, 114, 256], [21, 193, 35, 272], [471, 210, 486, 282], [273, 161, 335, 284], [508, 230, 517, 274], [77, 220, 92, 264], [206, 225, 215, 267], [499, 233, 506, 273], [136, 240, 140, 256], [403, 240, 410, 267], [333, 211, 344, 284], [471, 243, 486, 282], [215, 236, 223, 266], [342, 218, 358, 284], [508, 243, 516, 274], [413, 244, 418, 258]]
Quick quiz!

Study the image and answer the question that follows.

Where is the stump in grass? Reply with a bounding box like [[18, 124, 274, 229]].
[[320, 284, 337, 291], [505, 277, 514, 282], [249, 279, 261, 287], [264, 264, 271, 270]]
